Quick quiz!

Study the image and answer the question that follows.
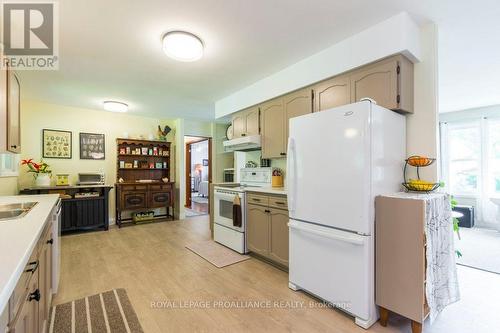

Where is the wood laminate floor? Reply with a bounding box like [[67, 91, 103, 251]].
[[54, 216, 500, 333]]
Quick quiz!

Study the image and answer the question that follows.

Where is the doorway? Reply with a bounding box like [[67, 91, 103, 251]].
[[185, 136, 212, 217]]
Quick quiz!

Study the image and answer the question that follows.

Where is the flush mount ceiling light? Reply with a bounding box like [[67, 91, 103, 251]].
[[162, 31, 204, 62], [103, 101, 128, 113]]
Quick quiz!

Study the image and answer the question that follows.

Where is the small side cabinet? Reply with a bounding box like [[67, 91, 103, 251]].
[[375, 196, 428, 333], [246, 193, 289, 269], [116, 182, 175, 226]]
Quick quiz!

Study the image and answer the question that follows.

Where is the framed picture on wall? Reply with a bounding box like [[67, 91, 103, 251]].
[[202, 159, 209, 166], [80, 132, 105, 160], [42, 129, 72, 159]]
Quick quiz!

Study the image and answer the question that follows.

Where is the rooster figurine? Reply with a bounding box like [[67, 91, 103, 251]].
[[157, 125, 171, 141]]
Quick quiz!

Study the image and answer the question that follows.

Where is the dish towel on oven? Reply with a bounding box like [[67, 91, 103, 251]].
[[424, 193, 460, 322], [233, 195, 242, 227]]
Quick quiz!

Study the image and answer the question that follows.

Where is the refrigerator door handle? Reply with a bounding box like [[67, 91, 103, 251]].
[[288, 221, 365, 246], [287, 137, 297, 212]]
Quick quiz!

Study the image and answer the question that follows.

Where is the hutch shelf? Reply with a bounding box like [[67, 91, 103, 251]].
[[115, 138, 175, 227]]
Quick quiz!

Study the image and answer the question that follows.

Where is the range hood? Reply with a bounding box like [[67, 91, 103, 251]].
[[223, 135, 261, 152]]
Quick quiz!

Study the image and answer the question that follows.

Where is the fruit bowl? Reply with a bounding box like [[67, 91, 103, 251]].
[[402, 182, 440, 192], [406, 156, 435, 167]]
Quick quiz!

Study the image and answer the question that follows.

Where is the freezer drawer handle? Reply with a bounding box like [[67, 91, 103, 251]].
[[288, 222, 365, 246]]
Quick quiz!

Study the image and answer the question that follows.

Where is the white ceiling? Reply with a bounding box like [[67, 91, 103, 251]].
[[17, 0, 500, 119]]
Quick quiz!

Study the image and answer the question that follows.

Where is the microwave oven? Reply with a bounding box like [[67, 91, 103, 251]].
[[77, 173, 105, 185]]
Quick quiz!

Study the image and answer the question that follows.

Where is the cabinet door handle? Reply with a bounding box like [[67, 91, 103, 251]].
[[241, 133, 246, 137], [252, 198, 261, 202], [275, 202, 285, 205], [264, 209, 271, 213], [28, 289, 41, 302], [10, 145, 17, 149], [47, 238, 54, 245], [280, 152, 286, 156], [25, 260, 39, 273]]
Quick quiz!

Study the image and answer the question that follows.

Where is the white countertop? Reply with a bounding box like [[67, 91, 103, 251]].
[[0, 194, 59, 314], [245, 187, 287, 196]]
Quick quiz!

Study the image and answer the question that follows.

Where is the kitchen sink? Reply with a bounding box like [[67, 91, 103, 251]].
[[0, 202, 38, 221]]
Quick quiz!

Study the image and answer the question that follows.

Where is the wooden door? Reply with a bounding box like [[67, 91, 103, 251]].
[[260, 98, 286, 159], [232, 112, 246, 138], [185, 143, 192, 208], [7, 70, 21, 153], [247, 204, 270, 256], [244, 106, 260, 136], [284, 89, 312, 147], [314, 75, 350, 112], [350, 59, 398, 110], [268, 208, 289, 267]]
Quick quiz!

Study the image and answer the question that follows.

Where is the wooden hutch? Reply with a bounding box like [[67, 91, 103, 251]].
[[115, 138, 175, 226]]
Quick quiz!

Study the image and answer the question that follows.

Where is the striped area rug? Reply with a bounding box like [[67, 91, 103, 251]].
[[49, 289, 144, 333]]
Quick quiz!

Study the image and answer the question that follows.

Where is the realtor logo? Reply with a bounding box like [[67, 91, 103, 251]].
[[1, 1, 59, 70]]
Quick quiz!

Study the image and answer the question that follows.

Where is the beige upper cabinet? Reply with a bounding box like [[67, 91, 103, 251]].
[[260, 98, 286, 159], [268, 208, 289, 267], [244, 107, 260, 136], [7, 70, 21, 153], [350, 55, 414, 113], [231, 112, 246, 138], [0, 61, 21, 154], [229, 54, 413, 149], [232, 106, 260, 138], [284, 88, 312, 140], [313, 75, 350, 112]]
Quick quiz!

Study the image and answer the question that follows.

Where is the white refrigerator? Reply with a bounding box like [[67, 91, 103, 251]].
[[287, 101, 405, 329]]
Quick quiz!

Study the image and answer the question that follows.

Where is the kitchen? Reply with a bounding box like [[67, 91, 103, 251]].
[[1, 1, 500, 333]]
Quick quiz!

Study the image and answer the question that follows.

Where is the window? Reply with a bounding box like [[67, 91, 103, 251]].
[[487, 119, 500, 194], [0, 153, 19, 177], [441, 116, 500, 224], [446, 121, 481, 194]]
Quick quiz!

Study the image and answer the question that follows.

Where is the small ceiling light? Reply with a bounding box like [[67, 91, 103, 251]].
[[162, 31, 204, 62], [103, 101, 128, 113]]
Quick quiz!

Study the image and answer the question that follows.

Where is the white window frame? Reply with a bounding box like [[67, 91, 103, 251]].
[[0, 153, 20, 177], [441, 119, 482, 196]]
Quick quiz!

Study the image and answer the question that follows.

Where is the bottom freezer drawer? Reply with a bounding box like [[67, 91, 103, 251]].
[[289, 221, 372, 321]]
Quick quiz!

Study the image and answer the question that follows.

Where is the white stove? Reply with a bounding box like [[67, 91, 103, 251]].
[[214, 168, 272, 253]]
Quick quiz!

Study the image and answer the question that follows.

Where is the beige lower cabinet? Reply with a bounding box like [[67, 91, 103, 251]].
[[268, 208, 289, 267], [247, 193, 289, 268], [247, 204, 270, 256], [6, 220, 53, 333]]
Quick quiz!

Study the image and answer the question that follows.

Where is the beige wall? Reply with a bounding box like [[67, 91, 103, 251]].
[[0, 177, 18, 195], [406, 23, 439, 182], [17, 100, 176, 223]]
